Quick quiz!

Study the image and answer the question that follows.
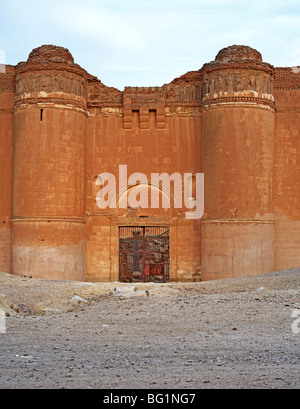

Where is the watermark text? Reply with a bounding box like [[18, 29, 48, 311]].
[[0, 309, 6, 334], [291, 309, 300, 334], [96, 165, 204, 219], [0, 50, 6, 73]]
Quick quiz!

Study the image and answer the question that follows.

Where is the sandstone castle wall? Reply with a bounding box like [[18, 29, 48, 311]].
[[0, 44, 299, 282]]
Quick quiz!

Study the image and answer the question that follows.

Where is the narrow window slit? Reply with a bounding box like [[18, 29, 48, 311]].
[[40, 109, 44, 121]]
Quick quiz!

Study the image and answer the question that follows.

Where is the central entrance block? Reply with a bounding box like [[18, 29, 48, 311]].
[[119, 226, 170, 282]]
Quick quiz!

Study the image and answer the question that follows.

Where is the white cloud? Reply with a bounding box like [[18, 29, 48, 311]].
[[61, 6, 144, 50], [0, 49, 5, 63], [292, 49, 300, 66], [1, 0, 300, 88]]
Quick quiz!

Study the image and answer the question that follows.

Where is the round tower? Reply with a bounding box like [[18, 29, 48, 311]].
[[13, 45, 87, 280], [201, 45, 275, 280]]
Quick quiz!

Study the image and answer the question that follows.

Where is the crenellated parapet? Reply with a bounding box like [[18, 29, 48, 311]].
[[122, 86, 166, 129]]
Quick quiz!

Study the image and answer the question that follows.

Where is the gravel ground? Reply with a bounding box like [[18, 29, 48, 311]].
[[0, 270, 299, 389]]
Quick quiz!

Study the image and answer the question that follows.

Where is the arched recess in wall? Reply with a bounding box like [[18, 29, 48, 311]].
[[115, 182, 181, 216]]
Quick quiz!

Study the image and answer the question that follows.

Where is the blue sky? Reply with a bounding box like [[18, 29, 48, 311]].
[[1, 0, 300, 90]]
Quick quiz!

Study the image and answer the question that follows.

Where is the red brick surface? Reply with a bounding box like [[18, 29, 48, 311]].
[[0, 45, 299, 281]]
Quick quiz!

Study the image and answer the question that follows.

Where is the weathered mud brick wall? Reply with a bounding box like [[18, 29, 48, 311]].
[[0, 44, 299, 282], [274, 67, 300, 270], [0, 65, 15, 273], [85, 80, 201, 282], [200, 46, 275, 280], [12, 46, 87, 280]]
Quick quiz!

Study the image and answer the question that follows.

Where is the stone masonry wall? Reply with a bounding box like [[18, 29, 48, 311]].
[[0, 44, 299, 282]]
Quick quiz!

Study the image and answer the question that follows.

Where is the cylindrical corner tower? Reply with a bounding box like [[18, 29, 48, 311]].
[[13, 45, 87, 280], [201, 45, 275, 280]]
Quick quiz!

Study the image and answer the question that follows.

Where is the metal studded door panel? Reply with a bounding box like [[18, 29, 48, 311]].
[[119, 226, 170, 282]]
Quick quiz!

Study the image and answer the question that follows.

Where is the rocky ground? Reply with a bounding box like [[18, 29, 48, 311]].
[[0, 270, 299, 389]]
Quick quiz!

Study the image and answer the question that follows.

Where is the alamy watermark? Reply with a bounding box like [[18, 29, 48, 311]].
[[291, 309, 300, 334], [0, 309, 6, 334], [0, 50, 6, 74], [95, 165, 204, 219]]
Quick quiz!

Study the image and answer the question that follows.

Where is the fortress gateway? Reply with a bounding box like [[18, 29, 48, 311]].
[[0, 45, 300, 282]]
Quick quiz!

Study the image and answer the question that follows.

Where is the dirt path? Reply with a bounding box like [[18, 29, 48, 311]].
[[0, 270, 299, 389]]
